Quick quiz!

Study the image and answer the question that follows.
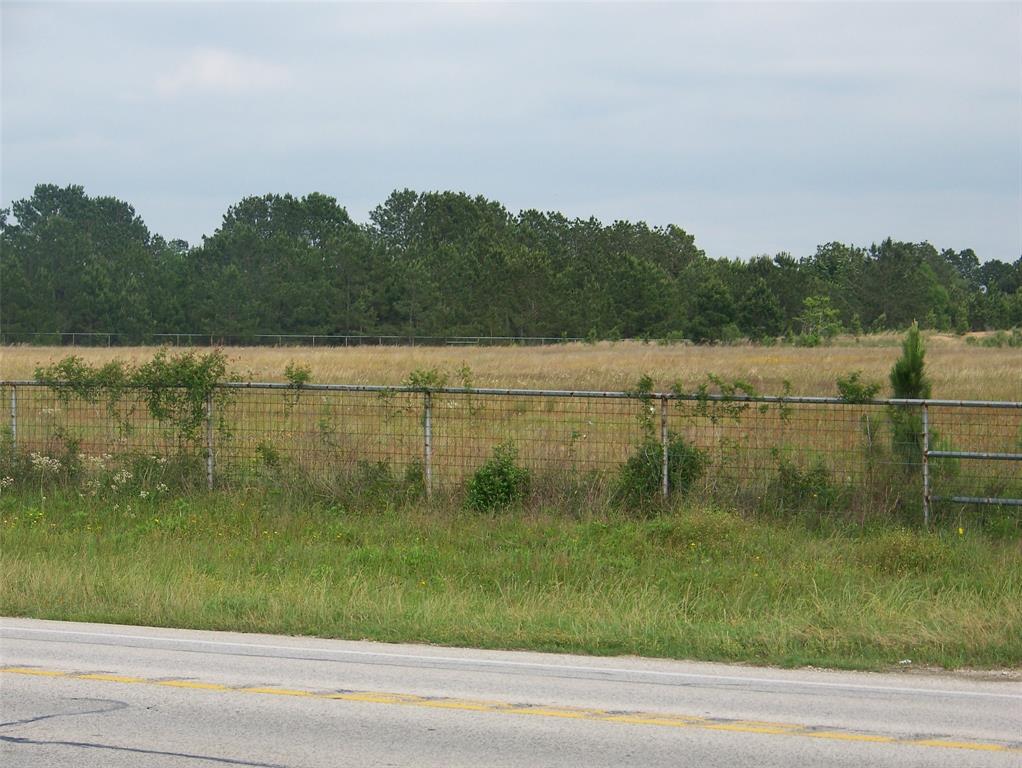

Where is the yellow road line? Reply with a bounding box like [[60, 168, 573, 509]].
[[603, 714, 706, 727], [77, 673, 146, 684], [910, 739, 1010, 752], [243, 687, 315, 697], [418, 699, 499, 712], [706, 723, 800, 735], [504, 706, 594, 719], [330, 691, 422, 705], [156, 680, 229, 691], [806, 731, 896, 743], [2, 665, 1018, 755], [2, 667, 66, 677]]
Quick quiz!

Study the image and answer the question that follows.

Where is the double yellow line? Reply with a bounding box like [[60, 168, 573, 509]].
[[3, 666, 1018, 755]]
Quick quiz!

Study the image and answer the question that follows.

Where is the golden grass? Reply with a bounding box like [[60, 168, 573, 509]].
[[3, 335, 1020, 400]]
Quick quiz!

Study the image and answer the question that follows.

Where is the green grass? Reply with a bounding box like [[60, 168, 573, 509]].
[[1, 489, 1020, 670]]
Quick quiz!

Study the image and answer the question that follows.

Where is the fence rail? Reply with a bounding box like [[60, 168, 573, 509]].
[[1, 332, 585, 347], [2, 380, 1019, 523]]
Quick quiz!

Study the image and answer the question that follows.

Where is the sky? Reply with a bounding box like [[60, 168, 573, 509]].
[[2, 1, 1020, 261]]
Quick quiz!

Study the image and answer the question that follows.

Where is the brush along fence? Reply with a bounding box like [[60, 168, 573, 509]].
[[2, 380, 1019, 523]]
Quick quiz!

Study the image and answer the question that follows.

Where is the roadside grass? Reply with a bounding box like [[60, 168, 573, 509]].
[[2, 489, 1020, 670]]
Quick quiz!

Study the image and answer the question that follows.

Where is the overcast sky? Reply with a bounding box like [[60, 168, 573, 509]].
[[2, 1, 1020, 261]]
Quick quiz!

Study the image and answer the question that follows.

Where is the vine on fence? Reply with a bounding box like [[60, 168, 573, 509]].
[[34, 349, 234, 449], [283, 361, 312, 413], [34, 357, 132, 418], [673, 374, 762, 424], [837, 371, 882, 404]]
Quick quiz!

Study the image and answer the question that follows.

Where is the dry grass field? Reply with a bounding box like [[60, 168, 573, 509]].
[[2, 334, 1020, 400]]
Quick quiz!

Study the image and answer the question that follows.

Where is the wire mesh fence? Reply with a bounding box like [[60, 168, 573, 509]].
[[2, 380, 1019, 522], [0, 332, 585, 347]]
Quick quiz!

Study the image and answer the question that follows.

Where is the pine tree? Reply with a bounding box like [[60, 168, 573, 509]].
[[888, 321, 931, 464], [890, 321, 931, 399]]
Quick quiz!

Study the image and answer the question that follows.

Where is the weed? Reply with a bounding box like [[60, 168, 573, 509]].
[[255, 440, 281, 469], [855, 529, 951, 576]]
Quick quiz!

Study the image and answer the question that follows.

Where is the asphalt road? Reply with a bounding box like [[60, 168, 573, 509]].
[[1, 618, 1019, 767]]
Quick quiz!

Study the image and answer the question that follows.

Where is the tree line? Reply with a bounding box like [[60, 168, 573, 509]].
[[2, 183, 1020, 343]]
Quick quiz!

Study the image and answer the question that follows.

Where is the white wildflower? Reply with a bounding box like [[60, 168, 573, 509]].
[[29, 453, 62, 474], [82, 454, 108, 472], [110, 469, 133, 489]]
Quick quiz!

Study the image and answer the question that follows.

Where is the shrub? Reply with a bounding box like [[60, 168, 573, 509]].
[[404, 367, 448, 389], [466, 443, 530, 512], [767, 458, 845, 515], [977, 329, 1022, 348], [284, 361, 312, 387], [616, 432, 706, 507], [837, 371, 882, 403]]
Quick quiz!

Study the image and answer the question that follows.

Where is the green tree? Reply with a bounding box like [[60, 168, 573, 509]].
[[737, 277, 784, 339], [797, 295, 843, 344], [687, 278, 735, 343]]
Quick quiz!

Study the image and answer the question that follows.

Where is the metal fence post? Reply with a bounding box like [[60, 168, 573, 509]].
[[423, 390, 433, 499], [921, 402, 930, 528], [9, 385, 16, 450], [205, 391, 215, 490], [660, 395, 669, 499]]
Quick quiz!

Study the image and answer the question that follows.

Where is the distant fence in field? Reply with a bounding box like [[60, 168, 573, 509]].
[[2, 380, 1020, 525], [1, 332, 585, 347]]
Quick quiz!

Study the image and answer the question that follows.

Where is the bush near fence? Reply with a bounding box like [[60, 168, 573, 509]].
[[2, 376, 1019, 528]]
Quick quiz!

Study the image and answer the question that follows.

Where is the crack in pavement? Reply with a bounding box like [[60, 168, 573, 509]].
[[0, 697, 129, 729], [0, 735, 290, 767], [0, 692, 291, 767]]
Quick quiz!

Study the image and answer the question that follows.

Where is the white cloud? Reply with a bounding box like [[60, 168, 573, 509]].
[[156, 48, 290, 96]]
